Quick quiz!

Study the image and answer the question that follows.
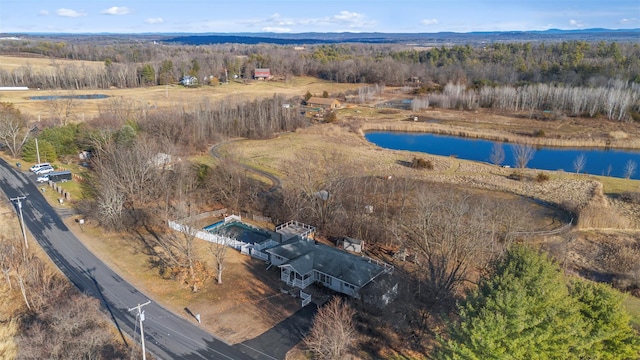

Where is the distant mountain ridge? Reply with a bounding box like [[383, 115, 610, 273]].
[[4, 28, 638, 45], [163, 28, 640, 45]]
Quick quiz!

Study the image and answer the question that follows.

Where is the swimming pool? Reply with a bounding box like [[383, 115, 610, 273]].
[[205, 221, 272, 244]]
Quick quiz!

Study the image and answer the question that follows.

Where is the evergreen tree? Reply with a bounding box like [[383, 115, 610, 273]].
[[140, 64, 155, 85], [439, 246, 586, 359], [439, 246, 640, 359], [570, 280, 640, 359], [22, 138, 57, 163], [39, 124, 80, 157]]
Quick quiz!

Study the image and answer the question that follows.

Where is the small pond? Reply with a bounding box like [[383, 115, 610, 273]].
[[29, 94, 109, 100], [365, 131, 640, 180]]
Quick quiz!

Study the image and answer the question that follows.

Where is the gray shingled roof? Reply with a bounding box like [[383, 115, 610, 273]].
[[267, 241, 387, 287]]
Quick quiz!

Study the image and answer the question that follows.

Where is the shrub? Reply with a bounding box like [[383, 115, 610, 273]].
[[507, 172, 523, 181], [411, 157, 433, 170], [325, 111, 338, 123], [533, 129, 546, 137], [620, 192, 640, 205], [536, 172, 550, 183]]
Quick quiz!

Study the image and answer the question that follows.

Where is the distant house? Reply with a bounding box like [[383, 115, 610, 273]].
[[306, 97, 341, 110], [266, 234, 394, 300], [180, 75, 198, 86], [253, 68, 271, 80]]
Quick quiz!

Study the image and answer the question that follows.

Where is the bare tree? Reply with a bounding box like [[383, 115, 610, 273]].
[[91, 135, 162, 212], [0, 103, 33, 158], [209, 235, 232, 285], [573, 153, 587, 174], [304, 296, 356, 360], [624, 160, 637, 179], [403, 190, 489, 305], [46, 90, 76, 126], [511, 143, 535, 169], [281, 151, 357, 236], [489, 142, 505, 166]]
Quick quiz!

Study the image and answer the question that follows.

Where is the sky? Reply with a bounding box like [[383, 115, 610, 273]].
[[1, 0, 638, 34]]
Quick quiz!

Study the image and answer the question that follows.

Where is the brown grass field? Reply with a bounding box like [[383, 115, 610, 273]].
[[0, 55, 104, 73], [3, 55, 640, 355]]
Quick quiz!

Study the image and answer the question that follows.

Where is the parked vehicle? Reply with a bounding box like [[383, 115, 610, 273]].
[[34, 166, 54, 175], [29, 162, 51, 172], [47, 170, 72, 183], [36, 174, 50, 183]]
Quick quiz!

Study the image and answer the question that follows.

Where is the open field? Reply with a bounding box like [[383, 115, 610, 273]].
[[0, 79, 358, 119], [0, 54, 104, 73], [0, 56, 361, 119]]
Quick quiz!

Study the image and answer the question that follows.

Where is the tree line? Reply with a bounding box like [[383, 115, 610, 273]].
[[1, 39, 638, 90], [413, 80, 640, 121]]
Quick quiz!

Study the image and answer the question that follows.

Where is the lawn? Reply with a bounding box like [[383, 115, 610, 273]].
[[623, 295, 640, 331], [64, 214, 301, 344]]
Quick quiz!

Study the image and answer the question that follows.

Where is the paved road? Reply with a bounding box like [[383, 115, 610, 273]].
[[0, 158, 255, 360]]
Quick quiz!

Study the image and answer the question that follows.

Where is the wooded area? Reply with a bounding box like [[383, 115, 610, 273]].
[[0, 35, 639, 359]]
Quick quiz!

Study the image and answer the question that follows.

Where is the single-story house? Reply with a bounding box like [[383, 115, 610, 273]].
[[266, 238, 394, 300], [180, 76, 198, 86], [254, 68, 271, 80], [306, 97, 341, 110]]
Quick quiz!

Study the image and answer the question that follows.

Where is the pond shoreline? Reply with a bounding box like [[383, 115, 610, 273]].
[[365, 130, 640, 180], [359, 117, 640, 151]]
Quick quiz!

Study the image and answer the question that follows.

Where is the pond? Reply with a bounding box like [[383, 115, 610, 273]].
[[29, 94, 109, 100], [365, 131, 640, 180]]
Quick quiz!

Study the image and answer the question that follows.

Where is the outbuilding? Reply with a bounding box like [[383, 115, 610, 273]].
[[306, 97, 341, 110]]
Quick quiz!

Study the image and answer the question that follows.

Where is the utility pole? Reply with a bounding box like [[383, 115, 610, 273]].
[[129, 300, 151, 360], [35, 138, 41, 164], [10, 195, 28, 252]]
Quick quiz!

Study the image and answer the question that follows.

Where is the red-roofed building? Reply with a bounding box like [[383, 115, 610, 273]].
[[254, 68, 271, 80]]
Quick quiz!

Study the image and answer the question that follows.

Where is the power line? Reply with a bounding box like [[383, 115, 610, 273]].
[[9, 195, 28, 255], [128, 300, 151, 360]]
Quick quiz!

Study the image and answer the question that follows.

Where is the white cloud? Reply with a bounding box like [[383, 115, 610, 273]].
[[620, 18, 637, 24], [421, 19, 439, 26], [145, 18, 164, 25], [262, 27, 292, 33], [206, 10, 374, 32], [56, 8, 87, 18], [266, 13, 294, 26], [101, 7, 130, 16], [331, 11, 372, 28], [39, 10, 49, 16], [569, 19, 585, 27]]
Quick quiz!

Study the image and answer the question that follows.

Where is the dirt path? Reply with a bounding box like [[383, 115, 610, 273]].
[[210, 141, 282, 194]]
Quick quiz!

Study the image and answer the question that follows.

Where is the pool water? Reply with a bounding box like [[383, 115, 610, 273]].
[[206, 221, 271, 244]]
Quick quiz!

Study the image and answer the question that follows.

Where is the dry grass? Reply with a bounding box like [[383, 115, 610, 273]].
[[0, 60, 361, 120], [0, 318, 18, 360], [624, 296, 640, 330], [65, 216, 300, 344], [0, 203, 28, 327], [357, 109, 640, 150], [576, 182, 632, 230], [0, 55, 104, 73]]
